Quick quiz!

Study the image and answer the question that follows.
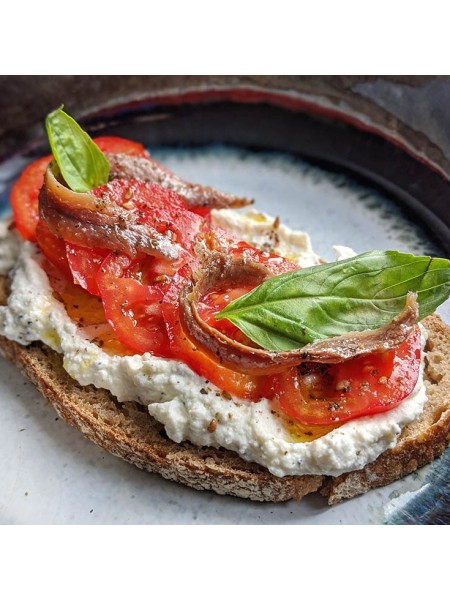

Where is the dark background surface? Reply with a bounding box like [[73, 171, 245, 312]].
[[1, 75, 450, 173], [0, 75, 448, 254]]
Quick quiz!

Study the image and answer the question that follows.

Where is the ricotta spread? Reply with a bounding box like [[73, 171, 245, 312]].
[[0, 210, 428, 477], [211, 208, 321, 267]]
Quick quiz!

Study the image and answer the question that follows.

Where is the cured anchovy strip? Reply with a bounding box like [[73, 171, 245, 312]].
[[39, 167, 181, 260], [180, 250, 420, 375], [106, 153, 253, 210]]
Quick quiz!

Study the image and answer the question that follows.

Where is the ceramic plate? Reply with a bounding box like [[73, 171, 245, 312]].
[[0, 94, 449, 524]]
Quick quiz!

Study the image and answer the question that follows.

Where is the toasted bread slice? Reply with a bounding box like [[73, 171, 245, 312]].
[[0, 274, 449, 503]]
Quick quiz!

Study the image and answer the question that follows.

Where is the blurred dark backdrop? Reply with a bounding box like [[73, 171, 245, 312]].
[[1, 75, 450, 179]]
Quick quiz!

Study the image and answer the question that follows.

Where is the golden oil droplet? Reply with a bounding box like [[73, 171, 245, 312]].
[[284, 418, 338, 442]]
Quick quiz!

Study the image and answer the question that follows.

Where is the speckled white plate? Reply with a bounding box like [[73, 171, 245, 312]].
[[0, 146, 448, 525]]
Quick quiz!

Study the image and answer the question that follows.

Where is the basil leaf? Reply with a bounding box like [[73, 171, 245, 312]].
[[45, 107, 109, 193], [216, 251, 450, 351]]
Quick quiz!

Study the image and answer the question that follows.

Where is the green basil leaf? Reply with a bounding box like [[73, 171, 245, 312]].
[[216, 251, 450, 351], [45, 107, 109, 193]]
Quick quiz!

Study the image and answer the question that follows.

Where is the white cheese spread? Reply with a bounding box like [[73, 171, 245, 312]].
[[211, 208, 321, 267], [0, 210, 429, 477]]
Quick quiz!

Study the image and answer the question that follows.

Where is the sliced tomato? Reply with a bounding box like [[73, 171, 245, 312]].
[[36, 220, 109, 296], [198, 281, 257, 344], [91, 179, 204, 252], [230, 240, 300, 276], [161, 266, 264, 400], [44, 262, 133, 356], [210, 228, 300, 275], [158, 238, 300, 398], [65, 243, 109, 296], [190, 206, 212, 219], [91, 178, 185, 211], [35, 219, 72, 278], [271, 327, 422, 426], [97, 252, 174, 356], [65, 180, 203, 296], [10, 155, 52, 241], [92, 136, 148, 157], [196, 238, 299, 343]]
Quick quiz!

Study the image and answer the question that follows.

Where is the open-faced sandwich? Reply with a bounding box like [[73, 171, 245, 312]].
[[0, 108, 449, 503]]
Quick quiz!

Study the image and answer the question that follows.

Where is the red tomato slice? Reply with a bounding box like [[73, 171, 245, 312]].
[[231, 240, 300, 276], [91, 178, 186, 211], [97, 253, 173, 356], [272, 327, 422, 426], [198, 282, 257, 344], [35, 219, 72, 278], [36, 218, 109, 296], [161, 266, 264, 400], [65, 243, 109, 296], [44, 261, 133, 357], [10, 155, 52, 241], [91, 179, 204, 252], [92, 136, 148, 157], [197, 239, 299, 343], [158, 239, 300, 398], [65, 179, 203, 297], [190, 206, 212, 219]]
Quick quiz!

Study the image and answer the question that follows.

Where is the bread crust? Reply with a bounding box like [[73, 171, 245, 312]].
[[0, 273, 449, 503]]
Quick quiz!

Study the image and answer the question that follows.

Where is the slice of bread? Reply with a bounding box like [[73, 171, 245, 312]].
[[1, 274, 449, 503]]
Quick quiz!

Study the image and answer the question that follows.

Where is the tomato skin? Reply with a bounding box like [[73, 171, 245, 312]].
[[272, 327, 422, 426], [44, 261, 133, 357], [35, 219, 72, 277], [233, 240, 299, 276], [196, 237, 299, 344], [36, 220, 109, 296], [161, 265, 264, 400], [10, 155, 52, 241], [63, 179, 196, 297], [198, 282, 258, 344], [91, 178, 187, 212], [66, 243, 109, 296], [97, 253, 173, 356], [59, 176, 204, 357], [190, 206, 212, 219], [91, 179, 204, 252]]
